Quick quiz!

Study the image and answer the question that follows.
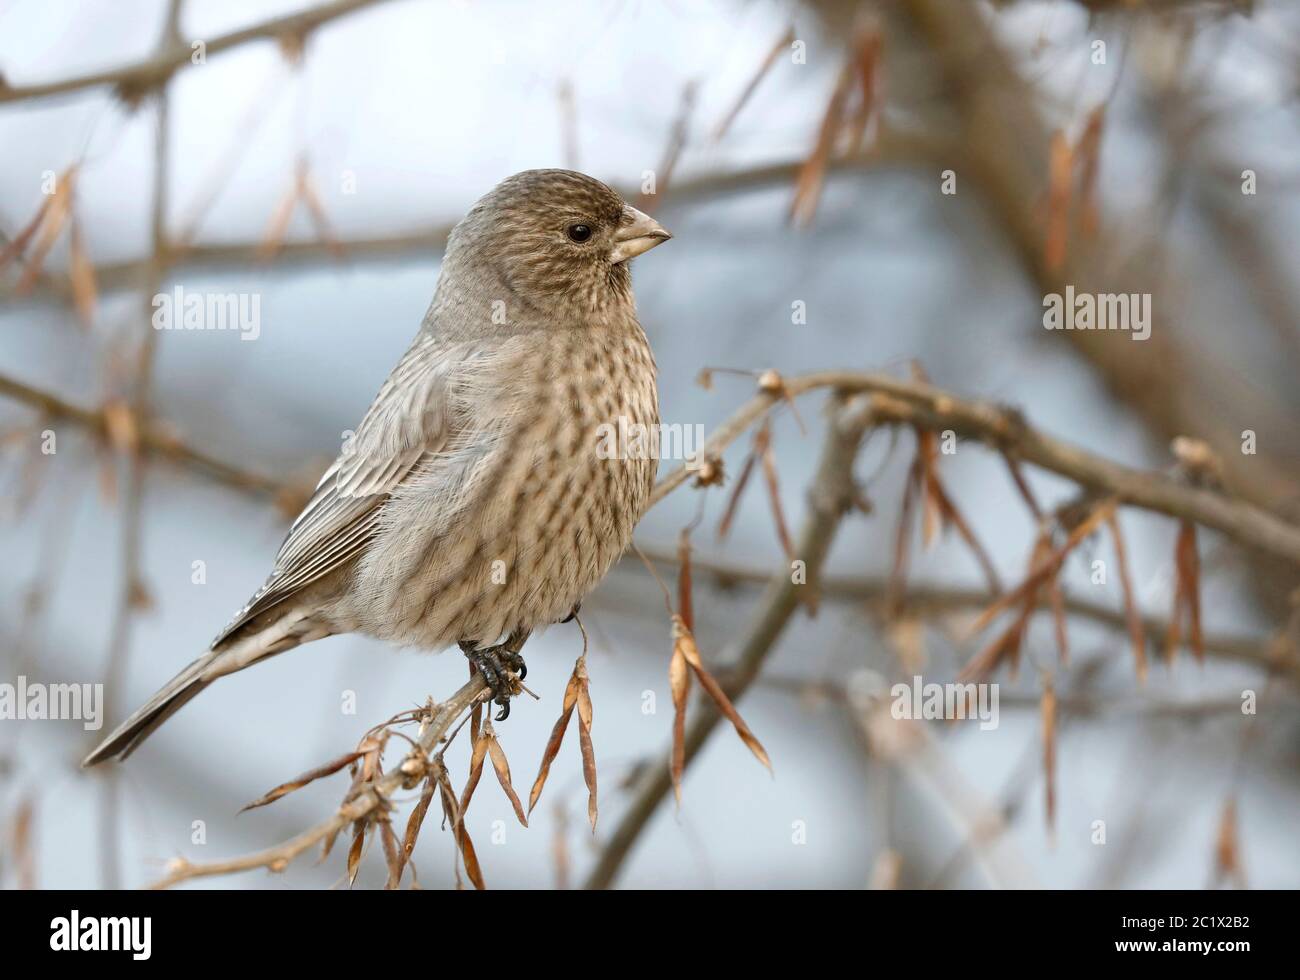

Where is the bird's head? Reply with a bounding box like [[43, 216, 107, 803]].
[[445, 169, 671, 322]]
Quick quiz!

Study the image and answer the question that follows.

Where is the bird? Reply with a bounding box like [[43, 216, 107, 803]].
[[84, 169, 671, 766]]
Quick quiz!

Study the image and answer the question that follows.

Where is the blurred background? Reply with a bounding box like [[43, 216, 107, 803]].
[[1, 0, 1298, 889]]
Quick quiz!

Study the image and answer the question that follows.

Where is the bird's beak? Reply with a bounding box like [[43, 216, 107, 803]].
[[610, 206, 671, 264]]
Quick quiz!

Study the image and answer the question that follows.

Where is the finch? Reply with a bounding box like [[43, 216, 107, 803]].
[[85, 169, 671, 765]]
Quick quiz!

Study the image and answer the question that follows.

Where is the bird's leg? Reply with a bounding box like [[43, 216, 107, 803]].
[[459, 628, 530, 721]]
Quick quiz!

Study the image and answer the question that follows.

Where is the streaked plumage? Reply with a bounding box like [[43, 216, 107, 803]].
[[85, 170, 670, 765]]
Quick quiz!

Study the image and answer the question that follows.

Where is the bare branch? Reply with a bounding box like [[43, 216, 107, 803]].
[[9, 366, 1299, 567], [0, 371, 286, 498], [148, 674, 488, 888], [584, 394, 877, 889], [626, 547, 1295, 684], [5, 139, 943, 303], [0, 0, 397, 106], [654, 370, 1300, 567]]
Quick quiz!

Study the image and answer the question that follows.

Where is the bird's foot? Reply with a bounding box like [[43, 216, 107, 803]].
[[460, 641, 527, 721]]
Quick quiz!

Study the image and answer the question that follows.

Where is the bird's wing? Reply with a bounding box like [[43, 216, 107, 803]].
[[212, 334, 496, 647]]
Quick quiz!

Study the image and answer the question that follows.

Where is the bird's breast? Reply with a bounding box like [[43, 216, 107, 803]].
[[373, 324, 660, 648], [522, 325, 660, 544]]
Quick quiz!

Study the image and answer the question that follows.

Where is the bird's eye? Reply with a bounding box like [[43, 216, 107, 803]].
[[567, 223, 593, 243]]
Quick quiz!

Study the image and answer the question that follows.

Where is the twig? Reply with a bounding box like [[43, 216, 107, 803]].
[[637, 80, 697, 212], [625, 547, 1294, 683], [583, 395, 876, 889], [896, 0, 1300, 515], [6, 139, 943, 303], [9, 366, 1300, 567], [653, 370, 1300, 567], [711, 26, 795, 141], [0, 0, 397, 106], [148, 675, 489, 888], [0, 371, 286, 497], [98, 0, 185, 891]]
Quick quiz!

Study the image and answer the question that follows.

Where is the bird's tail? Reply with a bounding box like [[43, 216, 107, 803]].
[[82, 606, 320, 767]]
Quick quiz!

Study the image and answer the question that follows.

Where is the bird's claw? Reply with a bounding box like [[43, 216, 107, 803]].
[[460, 642, 526, 721]]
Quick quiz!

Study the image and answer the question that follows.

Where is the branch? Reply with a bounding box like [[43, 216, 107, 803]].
[[629, 547, 1296, 684], [0, 0, 397, 106], [42, 362, 1295, 887], [584, 394, 876, 889], [4, 138, 943, 303], [865, 388, 1300, 566], [896, 0, 1300, 515], [98, 0, 184, 889], [761, 674, 1271, 722], [8, 366, 1300, 565], [654, 370, 1300, 566], [0, 371, 286, 498], [148, 674, 488, 888]]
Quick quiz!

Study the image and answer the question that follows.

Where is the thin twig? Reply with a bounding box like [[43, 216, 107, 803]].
[[148, 675, 489, 888], [584, 395, 877, 889], [6, 139, 942, 303], [654, 371, 1300, 566], [624, 546, 1293, 682], [0, 0, 397, 106], [9, 366, 1300, 567]]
